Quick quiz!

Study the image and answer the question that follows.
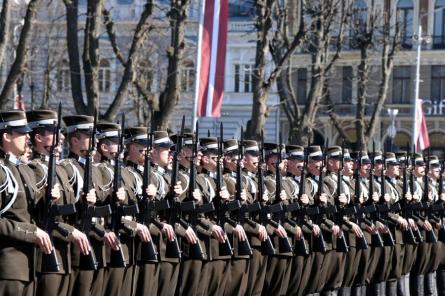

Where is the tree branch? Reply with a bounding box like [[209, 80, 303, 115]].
[[0, 0, 10, 66]]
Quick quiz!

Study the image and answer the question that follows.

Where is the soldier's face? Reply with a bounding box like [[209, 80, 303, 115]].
[[2, 131, 29, 156], [243, 153, 258, 172], [71, 132, 90, 154], [374, 162, 383, 174], [202, 153, 217, 171], [360, 163, 370, 176], [343, 160, 354, 175], [429, 167, 440, 179], [152, 147, 170, 166], [415, 165, 425, 176], [287, 159, 303, 176], [127, 143, 146, 165], [386, 164, 399, 177], [224, 154, 239, 171], [327, 158, 340, 171], [307, 159, 322, 176]]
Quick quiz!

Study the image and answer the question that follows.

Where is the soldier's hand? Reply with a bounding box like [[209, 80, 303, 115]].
[[397, 217, 409, 230], [274, 225, 287, 238], [365, 224, 375, 234], [146, 184, 157, 198], [350, 222, 363, 237], [294, 225, 302, 240], [258, 225, 267, 241], [240, 189, 247, 201], [375, 221, 388, 233], [319, 193, 328, 204], [104, 231, 120, 251], [234, 224, 247, 241], [428, 191, 433, 201], [372, 192, 379, 202], [359, 195, 364, 204], [185, 227, 198, 244], [423, 220, 433, 232], [220, 187, 230, 200], [384, 193, 391, 203], [300, 193, 309, 205], [435, 220, 443, 230], [85, 189, 96, 204], [332, 225, 341, 238], [413, 193, 420, 201], [211, 225, 226, 243], [339, 194, 347, 205], [116, 187, 126, 202], [408, 218, 417, 229], [34, 227, 52, 254], [51, 183, 62, 200], [192, 189, 202, 202], [136, 223, 151, 242], [174, 181, 183, 196], [441, 193, 445, 202], [405, 192, 413, 201], [262, 192, 269, 202], [69, 229, 90, 255], [312, 224, 321, 237], [280, 190, 287, 201], [161, 223, 175, 241]]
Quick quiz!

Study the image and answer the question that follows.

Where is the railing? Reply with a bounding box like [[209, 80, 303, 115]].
[[229, 21, 255, 32], [433, 35, 445, 49]]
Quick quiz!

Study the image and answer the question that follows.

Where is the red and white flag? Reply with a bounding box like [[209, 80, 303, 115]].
[[414, 98, 430, 152], [194, 0, 228, 118]]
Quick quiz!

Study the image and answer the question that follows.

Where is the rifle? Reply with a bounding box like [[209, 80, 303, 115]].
[[41, 103, 76, 272], [267, 133, 293, 254], [109, 113, 139, 267], [214, 123, 238, 256], [178, 120, 206, 260], [400, 144, 419, 245], [162, 117, 185, 260], [419, 150, 437, 243], [79, 109, 112, 270], [231, 126, 254, 256], [375, 151, 396, 247], [138, 113, 159, 262], [257, 130, 276, 256], [437, 160, 445, 242]]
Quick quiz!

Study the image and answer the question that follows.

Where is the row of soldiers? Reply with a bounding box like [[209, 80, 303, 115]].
[[1, 108, 445, 296]]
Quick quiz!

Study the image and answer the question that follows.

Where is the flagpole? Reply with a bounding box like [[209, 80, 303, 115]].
[[412, 24, 422, 151], [192, 0, 206, 132]]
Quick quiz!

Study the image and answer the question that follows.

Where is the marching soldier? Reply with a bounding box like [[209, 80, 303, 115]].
[[26, 109, 90, 296], [60, 115, 105, 296], [0, 110, 53, 295], [282, 144, 311, 296], [175, 132, 207, 296], [95, 122, 152, 296], [221, 139, 250, 296], [262, 143, 295, 295], [242, 139, 269, 296], [195, 137, 231, 296]]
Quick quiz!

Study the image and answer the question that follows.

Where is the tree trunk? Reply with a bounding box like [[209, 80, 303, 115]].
[[64, 0, 87, 114], [0, 0, 39, 106], [355, 46, 369, 149], [103, 0, 153, 121], [0, 0, 10, 67], [153, 0, 189, 130], [82, 0, 102, 114]]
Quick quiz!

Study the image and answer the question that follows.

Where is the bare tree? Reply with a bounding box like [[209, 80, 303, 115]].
[[0, 0, 11, 66], [327, 0, 400, 148], [152, 0, 191, 130], [0, 0, 40, 106], [245, 0, 305, 140]]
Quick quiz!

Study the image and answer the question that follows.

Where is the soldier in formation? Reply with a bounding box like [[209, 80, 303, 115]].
[[1, 108, 445, 296]]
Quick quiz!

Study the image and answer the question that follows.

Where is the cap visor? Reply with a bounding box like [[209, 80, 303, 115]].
[[12, 125, 32, 134]]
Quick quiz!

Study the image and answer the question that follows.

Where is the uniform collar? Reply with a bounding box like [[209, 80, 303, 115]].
[[7, 153, 21, 166]]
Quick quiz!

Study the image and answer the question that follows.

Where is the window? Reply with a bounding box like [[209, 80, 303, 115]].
[[434, 0, 445, 48], [297, 68, 307, 104], [431, 65, 445, 100], [342, 66, 353, 103], [229, 0, 255, 17], [392, 66, 411, 104], [56, 65, 70, 93], [234, 64, 253, 93], [397, 0, 413, 49], [117, 0, 134, 4], [350, 0, 367, 48], [181, 62, 195, 92], [99, 59, 111, 93]]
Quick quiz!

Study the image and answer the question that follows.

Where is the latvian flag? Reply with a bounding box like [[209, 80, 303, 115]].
[[194, 0, 228, 117], [414, 98, 430, 152]]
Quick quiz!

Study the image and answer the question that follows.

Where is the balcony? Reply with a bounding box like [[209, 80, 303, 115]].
[[433, 35, 445, 49], [229, 21, 255, 32]]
